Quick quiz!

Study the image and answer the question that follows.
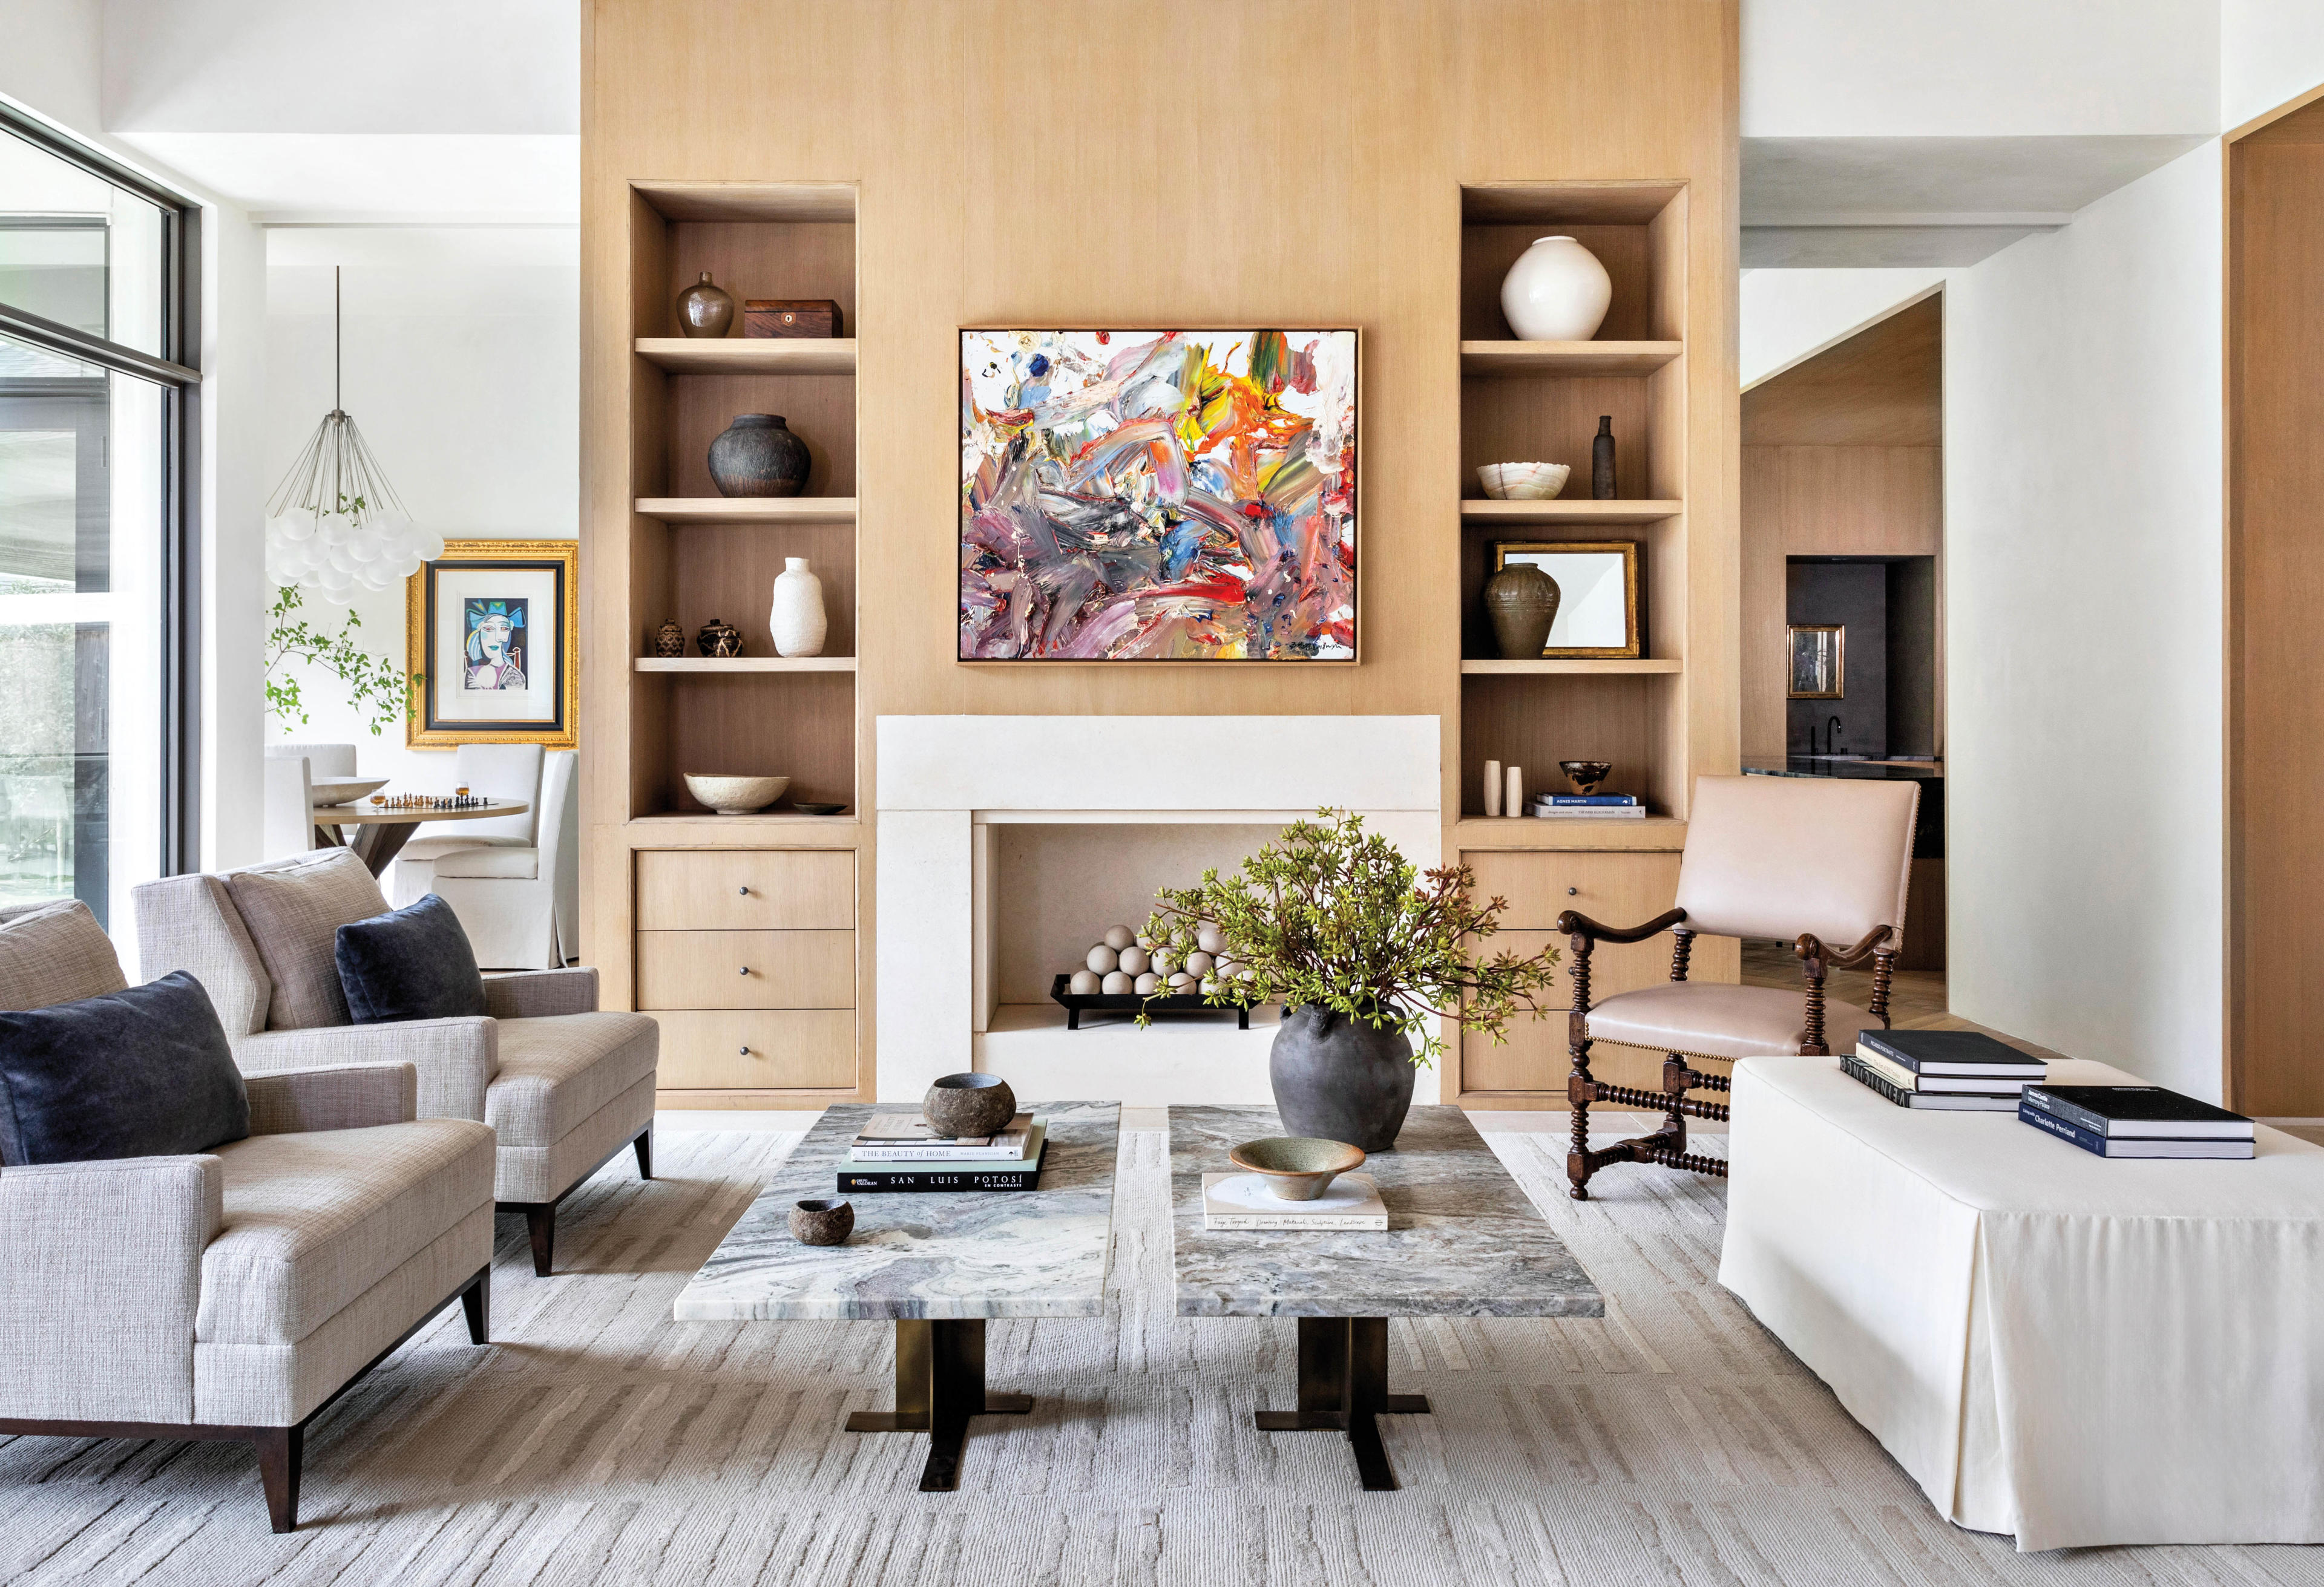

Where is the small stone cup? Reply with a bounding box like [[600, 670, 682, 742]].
[[789, 1197, 854, 1246], [923, 1072, 1017, 1138]]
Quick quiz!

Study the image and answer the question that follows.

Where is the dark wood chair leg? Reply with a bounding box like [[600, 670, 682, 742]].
[[254, 1424, 301, 1534], [1564, 928, 1598, 1200], [632, 1128, 653, 1181], [525, 1205, 556, 1277], [462, 1266, 490, 1343]]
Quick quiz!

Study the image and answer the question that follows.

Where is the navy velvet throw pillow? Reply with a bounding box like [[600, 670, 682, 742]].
[[0, 971, 250, 1166], [335, 894, 487, 1025]]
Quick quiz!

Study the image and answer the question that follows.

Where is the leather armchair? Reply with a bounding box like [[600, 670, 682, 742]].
[[1557, 774, 1920, 1199]]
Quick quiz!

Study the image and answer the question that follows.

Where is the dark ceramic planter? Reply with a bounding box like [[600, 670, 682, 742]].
[[707, 413, 810, 498], [1482, 561, 1561, 659], [1268, 1004, 1416, 1152]]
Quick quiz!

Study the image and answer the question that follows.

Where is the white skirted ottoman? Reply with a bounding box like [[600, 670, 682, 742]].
[[1719, 1054, 2324, 1551]]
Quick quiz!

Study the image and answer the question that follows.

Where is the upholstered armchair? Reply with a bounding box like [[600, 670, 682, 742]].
[[133, 848, 659, 1275], [1558, 774, 1920, 1199], [0, 898, 494, 1532]]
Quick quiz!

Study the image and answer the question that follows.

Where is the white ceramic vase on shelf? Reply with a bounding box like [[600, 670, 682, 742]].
[[769, 556, 827, 656], [1500, 236, 1612, 341]]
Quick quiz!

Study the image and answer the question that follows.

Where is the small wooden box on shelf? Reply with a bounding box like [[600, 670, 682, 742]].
[[593, 180, 868, 1105]]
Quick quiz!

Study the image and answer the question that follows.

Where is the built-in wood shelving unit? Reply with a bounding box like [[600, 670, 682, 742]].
[[633, 337, 856, 375], [1459, 340, 1682, 376], [1451, 815, 1688, 850], [634, 497, 857, 524], [1459, 499, 1681, 525], [1460, 658, 1681, 676], [635, 656, 858, 673]]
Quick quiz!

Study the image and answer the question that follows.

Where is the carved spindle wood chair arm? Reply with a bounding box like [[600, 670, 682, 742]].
[[1793, 924, 1895, 972], [1555, 906, 1687, 946]]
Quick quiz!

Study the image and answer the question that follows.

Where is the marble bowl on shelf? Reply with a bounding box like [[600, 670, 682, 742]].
[[1228, 1136, 1367, 1202], [309, 777, 390, 808], [683, 773, 789, 815], [1476, 462, 1570, 501]]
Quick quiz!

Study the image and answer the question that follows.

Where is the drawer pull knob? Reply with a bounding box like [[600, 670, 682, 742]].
[[1568, 887, 1578, 896], [738, 966, 750, 976], [738, 886, 749, 896], [739, 1046, 750, 1056]]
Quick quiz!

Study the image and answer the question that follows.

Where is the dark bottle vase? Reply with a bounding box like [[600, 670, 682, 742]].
[[1592, 414, 1616, 500], [707, 414, 810, 498], [1269, 1003, 1417, 1153], [1482, 561, 1562, 659], [677, 272, 735, 338]]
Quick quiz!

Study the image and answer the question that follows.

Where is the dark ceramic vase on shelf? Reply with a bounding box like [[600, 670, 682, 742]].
[[1592, 414, 1616, 500], [707, 413, 810, 498], [652, 617, 686, 658], [1482, 561, 1561, 658], [676, 272, 735, 338], [1270, 1004, 1416, 1153], [696, 617, 742, 658]]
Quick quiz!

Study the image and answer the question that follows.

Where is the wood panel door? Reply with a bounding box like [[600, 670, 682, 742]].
[[1459, 850, 1685, 1096]]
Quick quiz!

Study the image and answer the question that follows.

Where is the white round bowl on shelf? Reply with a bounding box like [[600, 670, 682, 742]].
[[309, 777, 390, 807], [683, 773, 790, 815], [1476, 462, 1571, 501]]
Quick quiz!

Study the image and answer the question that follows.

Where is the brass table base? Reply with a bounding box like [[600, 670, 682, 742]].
[[1255, 1316, 1431, 1490]]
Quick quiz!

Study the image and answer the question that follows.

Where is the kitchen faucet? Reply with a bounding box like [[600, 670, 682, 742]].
[[1827, 715, 1844, 756]]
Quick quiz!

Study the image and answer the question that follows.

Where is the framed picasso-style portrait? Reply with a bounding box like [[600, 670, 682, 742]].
[[405, 539, 579, 748], [1787, 623, 1845, 699]]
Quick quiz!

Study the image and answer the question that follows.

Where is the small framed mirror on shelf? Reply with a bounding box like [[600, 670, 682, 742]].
[[1490, 540, 1641, 659]]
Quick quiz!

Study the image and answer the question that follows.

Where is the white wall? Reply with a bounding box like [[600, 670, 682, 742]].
[[1743, 0, 2218, 136], [1741, 269, 1949, 387], [260, 227, 577, 793], [2224, 0, 2324, 125], [1942, 146, 2224, 1097]]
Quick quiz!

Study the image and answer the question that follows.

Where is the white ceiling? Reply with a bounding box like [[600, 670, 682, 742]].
[[97, 0, 578, 223]]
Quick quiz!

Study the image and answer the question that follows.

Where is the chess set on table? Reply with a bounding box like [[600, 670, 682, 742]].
[[368, 789, 494, 810]]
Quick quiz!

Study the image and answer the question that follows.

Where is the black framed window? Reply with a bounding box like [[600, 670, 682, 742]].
[[0, 108, 199, 928]]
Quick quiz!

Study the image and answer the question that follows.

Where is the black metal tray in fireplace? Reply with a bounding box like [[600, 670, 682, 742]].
[[1049, 973, 1259, 1030]]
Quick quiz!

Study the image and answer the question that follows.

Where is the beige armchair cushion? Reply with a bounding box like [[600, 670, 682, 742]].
[[132, 873, 274, 1035], [223, 849, 391, 1030], [1587, 981, 1876, 1062], [1673, 775, 1919, 946], [0, 898, 127, 1011], [487, 1012, 659, 1150], [198, 1117, 494, 1346]]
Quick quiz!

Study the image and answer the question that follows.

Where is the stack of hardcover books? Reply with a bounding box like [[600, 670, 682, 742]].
[[1528, 793, 1644, 820], [1840, 1029, 2047, 1110], [2019, 1085, 2255, 1159], [836, 1111, 1048, 1193]]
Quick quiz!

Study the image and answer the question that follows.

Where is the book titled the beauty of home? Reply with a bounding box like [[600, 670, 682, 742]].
[[1857, 1029, 2048, 1079], [1200, 1171, 1388, 1231], [837, 1122, 1050, 1192], [849, 1111, 1037, 1162]]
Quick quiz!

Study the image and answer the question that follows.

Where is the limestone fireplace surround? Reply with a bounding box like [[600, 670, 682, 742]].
[[875, 716, 1442, 1105]]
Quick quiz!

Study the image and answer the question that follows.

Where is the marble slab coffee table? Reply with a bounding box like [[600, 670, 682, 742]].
[[674, 1101, 1117, 1491], [1170, 1104, 1600, 1490]]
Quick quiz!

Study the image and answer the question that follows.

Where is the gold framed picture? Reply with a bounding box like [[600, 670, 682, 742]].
[[1489, 540, 1641, 659], [1787, 623, 1845, 699], [405, 538, 579, 749]]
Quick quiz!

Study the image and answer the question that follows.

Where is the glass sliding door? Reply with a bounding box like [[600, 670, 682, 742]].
[[0, 116, 197, 929]]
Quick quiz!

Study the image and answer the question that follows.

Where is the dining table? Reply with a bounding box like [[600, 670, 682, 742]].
[[310, 798, 529, 875]]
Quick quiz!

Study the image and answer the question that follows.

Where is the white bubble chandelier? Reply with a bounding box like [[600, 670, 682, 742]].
[[264, 267, 441, 602]]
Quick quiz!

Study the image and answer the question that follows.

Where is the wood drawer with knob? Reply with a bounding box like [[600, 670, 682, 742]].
[[636, 929, 855, 1010], [647, 1011, 854, 1090], [1459, 849, 1687, 1095], [636, 849, 853, 931]]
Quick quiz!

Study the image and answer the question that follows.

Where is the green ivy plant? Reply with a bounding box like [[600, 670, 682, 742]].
[[1139, 808, 1563, 1066], [263, 584, 412, 737]]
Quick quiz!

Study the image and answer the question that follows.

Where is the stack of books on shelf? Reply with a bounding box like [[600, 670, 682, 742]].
[[1840, 1029, 2047, 1110], [2020, 1085, 2256, 1159], [1527, 793, 1643, 820], [836, 1111, 1048, 1193], [1201, 1172, 1388, 1231]]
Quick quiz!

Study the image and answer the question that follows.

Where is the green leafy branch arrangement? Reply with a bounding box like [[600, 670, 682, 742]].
[[263, 584, 413, 737], [1138, 808, 1563, 1066]]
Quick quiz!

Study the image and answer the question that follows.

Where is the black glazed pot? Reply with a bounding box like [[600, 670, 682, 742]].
[[707, 413, 810, 498], [1268, 1004, 1416, 1152]]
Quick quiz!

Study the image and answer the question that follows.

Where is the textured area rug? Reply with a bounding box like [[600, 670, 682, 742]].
[[4, 1126, 2321, 1585]]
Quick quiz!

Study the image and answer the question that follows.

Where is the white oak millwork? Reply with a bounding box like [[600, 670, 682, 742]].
[[582, 0, 1741, 1103]]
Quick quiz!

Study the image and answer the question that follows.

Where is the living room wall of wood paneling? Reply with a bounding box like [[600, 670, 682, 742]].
[[582, 0, 1739, 1101]]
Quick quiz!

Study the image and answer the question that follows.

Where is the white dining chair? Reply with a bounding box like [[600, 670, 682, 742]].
[[260, 756, 320, 860], [265, 742, 358, 778], [392, 745, 568, 968]]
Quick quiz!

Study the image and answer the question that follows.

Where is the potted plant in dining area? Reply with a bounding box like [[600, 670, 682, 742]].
[[1141, 809, 1563, 1150]]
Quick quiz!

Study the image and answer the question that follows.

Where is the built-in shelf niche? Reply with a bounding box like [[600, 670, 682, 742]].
[[625, 181, 861, 822], [1455, 181, 1690, 827]]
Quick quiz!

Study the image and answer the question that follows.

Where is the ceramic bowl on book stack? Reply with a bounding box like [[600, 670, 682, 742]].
[[837, 1104, 1048, 1193], [1839, 1029, 2048, 1109]]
